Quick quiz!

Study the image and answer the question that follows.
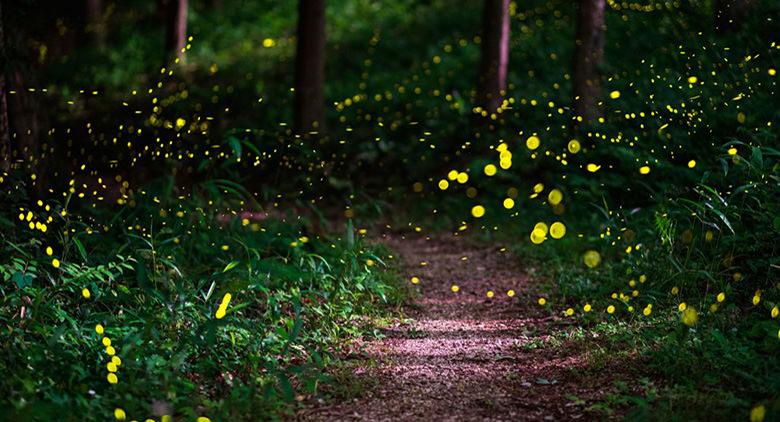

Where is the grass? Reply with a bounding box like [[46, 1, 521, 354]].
[[3, 0, 780, 419], [0, 179, 409, 420]]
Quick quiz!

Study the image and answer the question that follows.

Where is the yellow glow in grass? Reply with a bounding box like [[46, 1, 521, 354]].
[[526, 135, 540, 150], [471, 205, 485, 218], [550, 222, 566, 239], [583, 250, 600, 268], [682, 307, 698, 326], [548, 189, 563, 205]]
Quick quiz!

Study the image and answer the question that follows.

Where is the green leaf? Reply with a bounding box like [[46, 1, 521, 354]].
[[72, 237, 88, 263], [12, 271, 32, 289], [223, 261, 239, 273]]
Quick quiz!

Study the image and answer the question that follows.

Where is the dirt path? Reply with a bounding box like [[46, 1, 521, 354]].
[[298, 233, 610, 421]]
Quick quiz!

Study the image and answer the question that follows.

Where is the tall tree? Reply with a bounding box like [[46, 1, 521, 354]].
[[85, 0, 106, 48], [476, 0, 510, 113], [0, 0, 9, 171], [714, 0, 753, 34], [571, 0, 606, 125], [294, 0, 326, 133], [164, 0, 188, 59]]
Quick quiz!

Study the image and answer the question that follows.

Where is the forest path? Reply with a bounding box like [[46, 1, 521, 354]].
[[298, 233, 610, 421]]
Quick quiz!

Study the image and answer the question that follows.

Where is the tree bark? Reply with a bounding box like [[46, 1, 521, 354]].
[[714, 0, 753, 34], [165, 0, 188, 59], [86, 0, 106, 48], [476, 0, 510, 113], [572, 0, 605, 126], [0, 0, 10, 171], [294, 0, 326, 133]]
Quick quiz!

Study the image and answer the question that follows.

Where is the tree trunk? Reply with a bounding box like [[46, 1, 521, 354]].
[[714, 0, 752, 34], [165, 0, 188, 59], [294, 0, 326, 133], [572, 0, 605, 126], [0, 0, 10, 171], [8, 68, 41, 166], [476, 0, 510, 113], [86, 0, 106, 48]]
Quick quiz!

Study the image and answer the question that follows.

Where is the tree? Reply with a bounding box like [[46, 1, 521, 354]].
[[714, 0, 753, 34], [476, 0, 510, 113], [85, 0, 106, 48], [571, 0, 605, 126], [164, 0, 188, 59], [0, 1, 9, 171], [294, 0, 326, 133]]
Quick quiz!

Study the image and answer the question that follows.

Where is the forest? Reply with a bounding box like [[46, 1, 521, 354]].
[[0, 0, 779, 420]]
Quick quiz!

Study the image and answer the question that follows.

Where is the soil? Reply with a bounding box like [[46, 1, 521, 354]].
[[297, 232, 615, 421]]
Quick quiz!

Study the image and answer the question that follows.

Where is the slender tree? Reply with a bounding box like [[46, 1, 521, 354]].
[[714, 0, 753, 34], [165, 0, 188, 59], [85, 0, 106, 48], [476, 0, 510, 113], [294, 0, 326, 133], [571, 0, 605, 125], [0, 0, 9, 171]]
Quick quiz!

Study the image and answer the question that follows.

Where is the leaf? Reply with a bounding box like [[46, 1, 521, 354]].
[[223, 261, 239, 273], [202, 281, 216, 302], [72, 238, 88, 263], [346, 219, 355, 249], [12, 271, 32, 289], [228, 136, 242, 159], [751, 146, 763, 170]]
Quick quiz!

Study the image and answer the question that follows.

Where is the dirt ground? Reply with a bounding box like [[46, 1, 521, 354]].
[[298, 232, 616, 421]]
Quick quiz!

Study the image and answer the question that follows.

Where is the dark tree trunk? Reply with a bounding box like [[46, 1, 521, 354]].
[[86, 0, 106, 48], [572, 0, 605, 126], [476, 0, 510, 113], [8, 68, 41, 166], [714, 0, 753, 34], [294, 0, 326, 133], [165, 0, 188, 59], [0, 0, 10, 171]]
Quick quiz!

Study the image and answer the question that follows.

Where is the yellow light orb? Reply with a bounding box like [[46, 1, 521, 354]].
[[471, 205, 485, 218], [526, 135, 540, 150], [548, 189, 563, 205], [567, 139, 581, 154], [550, 222, 566, 239], [583, 250, 601, 268]]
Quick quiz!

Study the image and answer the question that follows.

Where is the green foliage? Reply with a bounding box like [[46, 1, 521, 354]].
[[0, 181, 404, 420]]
